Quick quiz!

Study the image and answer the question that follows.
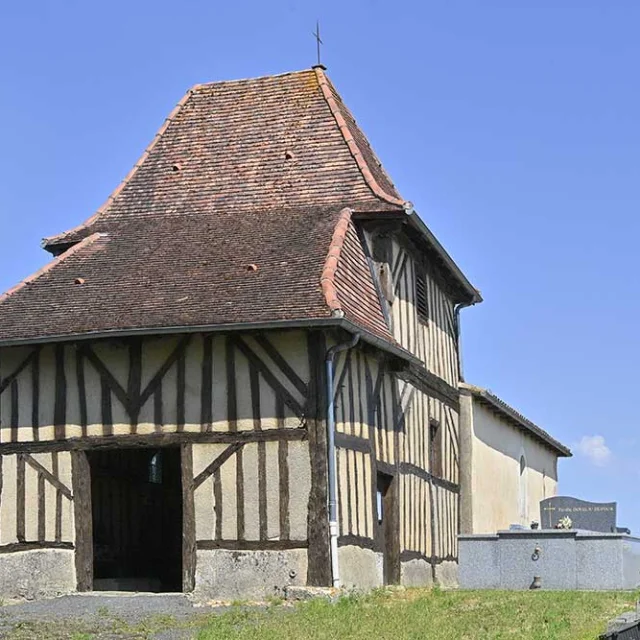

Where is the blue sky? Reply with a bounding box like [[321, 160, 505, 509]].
[[1, 1, 638, 530]]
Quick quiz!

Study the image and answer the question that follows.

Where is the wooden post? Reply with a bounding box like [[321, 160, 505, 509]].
[[181, 443, 196, 592], [306, 331, 331, 586], [71, 450, 93, 591]]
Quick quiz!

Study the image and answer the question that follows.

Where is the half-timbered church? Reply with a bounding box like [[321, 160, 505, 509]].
[[0, 66, 481, 600]]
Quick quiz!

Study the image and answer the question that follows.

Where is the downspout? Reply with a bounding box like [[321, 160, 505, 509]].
[[454, 301, 475, 383], [325, 331, 360, 588]]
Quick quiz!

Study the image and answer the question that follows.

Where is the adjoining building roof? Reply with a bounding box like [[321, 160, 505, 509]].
[[0, 67, 478, 347], [461, 383, 572, 457]]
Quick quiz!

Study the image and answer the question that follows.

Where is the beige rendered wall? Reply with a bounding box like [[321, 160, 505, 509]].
[[471, 402, 558, 533]]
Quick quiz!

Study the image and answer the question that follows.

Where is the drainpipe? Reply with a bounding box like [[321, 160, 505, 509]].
[[325, 331, 360, 588], [454, 301, 476, 383]]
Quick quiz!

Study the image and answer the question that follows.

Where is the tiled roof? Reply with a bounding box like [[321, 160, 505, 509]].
[[43, 68, 404, 253], [462, 383, 572, 457], [0, 68, 409, 345]]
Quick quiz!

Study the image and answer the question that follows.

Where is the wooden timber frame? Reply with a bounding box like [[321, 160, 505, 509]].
[[0, 329, 337, 592], [0, 274, 464, 592]]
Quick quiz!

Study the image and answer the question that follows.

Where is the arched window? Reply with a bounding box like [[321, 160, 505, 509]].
[[518, 454, 527, 521], [149, 452, 162, 484]]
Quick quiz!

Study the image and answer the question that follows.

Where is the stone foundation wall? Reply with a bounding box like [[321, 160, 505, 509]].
[[193, 548, 308, 601], [0, 549, 76, 600], [434, 560, 458, 588], [401, 557, 433, 587], [338, 546, 383, 589]]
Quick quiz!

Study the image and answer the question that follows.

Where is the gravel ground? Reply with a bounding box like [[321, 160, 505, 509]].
[[0, 593, 232, 639]]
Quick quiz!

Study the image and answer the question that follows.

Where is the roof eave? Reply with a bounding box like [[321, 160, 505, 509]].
[[406, 211, 482, 305], [0, 317, 420, 367], [463, 384, 572, 457]]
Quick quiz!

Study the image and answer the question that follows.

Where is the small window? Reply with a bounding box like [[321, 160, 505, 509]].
[[372, 234, 391, 263], [416, 268, 429, 323], [429, 420, 442, 478], [519, 455, 527, 520], [149, 452, 162, 484]]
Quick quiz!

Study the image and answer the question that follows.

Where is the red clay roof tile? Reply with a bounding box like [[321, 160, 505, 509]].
[[0, 69, 407, 344]]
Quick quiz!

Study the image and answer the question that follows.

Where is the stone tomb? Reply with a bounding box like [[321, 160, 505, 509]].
[[540, 496, 616, 532]]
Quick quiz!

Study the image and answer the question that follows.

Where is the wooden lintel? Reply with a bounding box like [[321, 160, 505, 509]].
[[196, 539, 307, 551], [335, 431, 370, 454], [399, 462, 460, 494], [0, 428, 308, 455], [0, 541, 74, 554]]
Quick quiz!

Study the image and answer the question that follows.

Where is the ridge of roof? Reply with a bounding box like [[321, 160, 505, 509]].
[[0, 233, 107, 305], [461, 382, 572, 457], [195, 68, 314, 88], [42, 85, 201, 251], [314, 67, 407, 209], [320, 207, 352, 315]]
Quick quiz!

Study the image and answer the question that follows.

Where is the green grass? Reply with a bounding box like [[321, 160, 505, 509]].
[[0, 589, 636, 639], [196, 588, 639, 640]]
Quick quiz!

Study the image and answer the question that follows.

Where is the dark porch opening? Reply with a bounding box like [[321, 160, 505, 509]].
[[88, 447, 183, 592]]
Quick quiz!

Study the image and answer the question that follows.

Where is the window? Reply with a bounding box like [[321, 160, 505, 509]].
[[148, 452, 162, 484], [416, 268, 429, 323], [518, 454, 527, 521], [372, 234, 394, 303], [429, 420, 442, 478], [371, 234, 391, 263]]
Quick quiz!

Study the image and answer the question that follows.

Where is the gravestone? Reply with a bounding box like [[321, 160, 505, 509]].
[[540, 496, 616, 532]]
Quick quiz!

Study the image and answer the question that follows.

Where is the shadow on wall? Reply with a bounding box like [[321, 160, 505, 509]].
[[473, 403, 558, 481]]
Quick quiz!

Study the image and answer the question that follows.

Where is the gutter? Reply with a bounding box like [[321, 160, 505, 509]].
[[324, 332, 360, 587], [454, 300, 478, 382], [0, 317, 419, 366]]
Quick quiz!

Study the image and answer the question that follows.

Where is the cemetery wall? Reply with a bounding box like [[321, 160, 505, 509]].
[[459, 530, 640, 590]]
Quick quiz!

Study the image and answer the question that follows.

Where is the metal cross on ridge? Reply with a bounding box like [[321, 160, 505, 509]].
[[313, 20, 323, 66]]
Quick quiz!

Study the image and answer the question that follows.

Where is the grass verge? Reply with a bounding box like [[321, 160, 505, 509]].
[[196, 588, 638, 640]]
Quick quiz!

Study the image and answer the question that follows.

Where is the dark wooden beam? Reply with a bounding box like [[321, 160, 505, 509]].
[[234, 337, 304, 418], [80, 344, 131, 414], [335, 432, 370, 454], [305, 331, 331, 586], [16, 454, 25, 542], [181, 443, 196, 593], [197, 539, 307, 551], [0, 350, 37, 395], [201, 335, 213, 432], [399, 462, 460, 494], [192, 443, 244, 491], [127, 339, 142, 428], [400, 366, 460, 411], [0, 428, 308, 455], [31, 348, 40, 442], [23, 453, 73, 500], [138, 335, 191, 409], [71, 450, 92, 591], [255, 334, 307, 398], [0, 541, 74, 554]]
